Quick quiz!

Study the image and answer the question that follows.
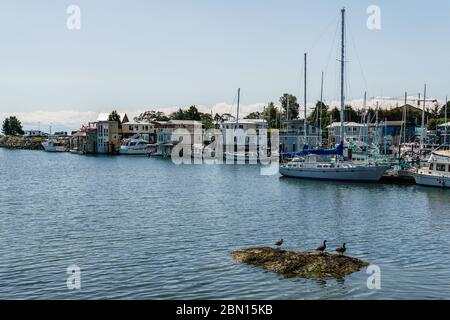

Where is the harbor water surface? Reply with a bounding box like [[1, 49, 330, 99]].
[[1, 149, 450, 300]]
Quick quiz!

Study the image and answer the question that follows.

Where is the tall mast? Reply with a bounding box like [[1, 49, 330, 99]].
[[339, 8, 346, 144], [403, 92, 407, 144], [236, 88, 241, 125], [363, 92, 367, 148], [286, 96, 289, 125], [375, 101, 379, 146], [399, 92, 407, 157], [384, 118, 387, 155], [304, 52, 308, 145], [445, 96, 448, 146], [420, 84, 426, 149], [319, 71, 324, 146]]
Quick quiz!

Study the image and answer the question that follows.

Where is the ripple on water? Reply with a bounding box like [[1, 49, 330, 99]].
[[1, 149, 450, 299]]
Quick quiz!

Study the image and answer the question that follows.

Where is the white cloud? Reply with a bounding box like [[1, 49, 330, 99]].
[[0, 110, 98, 132], [1, 96, 443, 132]]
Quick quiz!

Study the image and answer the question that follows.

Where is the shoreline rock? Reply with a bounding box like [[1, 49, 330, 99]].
[[231, 247, 369, 279], [0, 136, 45, 150]]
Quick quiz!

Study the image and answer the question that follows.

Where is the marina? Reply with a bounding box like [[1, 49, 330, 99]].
[[2, 2, 450, 304]]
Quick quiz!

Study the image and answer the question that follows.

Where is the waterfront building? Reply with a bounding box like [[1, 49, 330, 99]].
[[96, 121, 121, 154], [280, 119, 320, 152], [70, 125, 97, 154], [381, 121, 416, 145], [155, 120, 203, 157], [121, 121, 157, 143], [327, 122, 367, 145], [437, 122, 450, 144], [93, 112, 129, 154], [219, 119, 268, 151], [23, 130, 48, 137]]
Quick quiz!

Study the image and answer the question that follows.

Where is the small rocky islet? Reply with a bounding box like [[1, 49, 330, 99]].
[[231, 247, 369, 279]]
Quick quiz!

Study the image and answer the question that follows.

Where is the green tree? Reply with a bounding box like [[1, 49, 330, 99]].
[[185, 105, 202, 121], [308, 101, 330, 137], [170, 106, 202, 121], [428, 118, 447, 131], [430, 104, 441, 119], [344, 105, 358, 122], [262, 102, 282, 128], [108, 110, 121, 122], [200, 113, 214, 129], [213, 113, 223, 125], [2, 116, 24, 135], [134, 110, 169, 122], [279, 94, 299, 120], [244, 111, 263, 120], [328, 107, 341, 123], [108, 110, 122, 129], [308, 101, 328, 124], [439, 101, 450, 119]]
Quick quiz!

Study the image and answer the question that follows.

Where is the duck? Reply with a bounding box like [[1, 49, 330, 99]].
[[316, 240, 327, 253], [275, 239, 284, 247], [336, 243, 346, 256]]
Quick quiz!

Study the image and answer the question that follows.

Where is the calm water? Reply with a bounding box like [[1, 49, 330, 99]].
[[1, 148, 450, 300]]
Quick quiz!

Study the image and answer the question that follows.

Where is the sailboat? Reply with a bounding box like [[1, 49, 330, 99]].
[[279, 8, 389, 182]]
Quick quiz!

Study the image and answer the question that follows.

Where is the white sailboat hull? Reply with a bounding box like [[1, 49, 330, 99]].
[[279, 164, 389, 182]]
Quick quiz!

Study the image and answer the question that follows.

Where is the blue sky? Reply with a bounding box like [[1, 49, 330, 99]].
[[1, 0, 450, 130]]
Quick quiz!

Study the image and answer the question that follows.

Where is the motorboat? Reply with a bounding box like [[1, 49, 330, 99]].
[[119, 135, 154, 155], [42, 139, 66, 152], [414, 150, 450, 188]]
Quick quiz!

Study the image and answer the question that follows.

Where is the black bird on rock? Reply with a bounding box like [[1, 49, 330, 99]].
[[316, 240, 327, 253], [275, 239, 284, 247], [336, 243, 347, 256]]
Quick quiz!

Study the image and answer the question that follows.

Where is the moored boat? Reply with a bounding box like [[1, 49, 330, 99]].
[[414, 150, 450, 188], [280, 152, 389, 182], [119, 135, 154, 155], [42, 139, 67, 152]]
